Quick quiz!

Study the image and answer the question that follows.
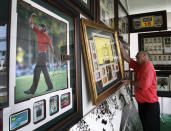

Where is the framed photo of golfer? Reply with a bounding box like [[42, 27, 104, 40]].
[[81, 18, 124, 105], [16, 0, 70, 103]]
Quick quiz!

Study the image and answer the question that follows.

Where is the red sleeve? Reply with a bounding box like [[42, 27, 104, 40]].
[[129, 58, 138, 70], [138, 63, 154, 90], [45, 34, 52, 47], [33, 25, 39, 33]]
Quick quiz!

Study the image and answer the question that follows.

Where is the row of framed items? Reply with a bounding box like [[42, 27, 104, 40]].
[[138, 31, 171, 70], [1, 0, 82, 130], [10, 93, 70, 131], [131, 71, 171, 97]]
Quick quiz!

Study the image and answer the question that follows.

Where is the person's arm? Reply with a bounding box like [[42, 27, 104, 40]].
[[50, 45, 57, 62], [131, 81, 142, 88], [29, 13, 37, 29], [119, 41, 130, 63]]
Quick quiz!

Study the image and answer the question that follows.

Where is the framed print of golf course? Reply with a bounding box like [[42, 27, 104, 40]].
[[2, 0, 82, 131], [81, 18, 124, 105]]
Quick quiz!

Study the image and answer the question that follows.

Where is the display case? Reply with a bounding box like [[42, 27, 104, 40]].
[[129, 10, 167, 33], [2, 0, 82, 130], [139, 31, 171, 70], [81, 18, 124, 105]]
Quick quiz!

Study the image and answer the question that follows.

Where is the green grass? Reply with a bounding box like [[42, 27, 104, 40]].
[[160, 114, 171, 131], [16, 69, 67, 102]]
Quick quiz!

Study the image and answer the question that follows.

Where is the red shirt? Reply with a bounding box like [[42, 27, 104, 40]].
[[33, 25, 52, 51], [130, 58, 158, 103]]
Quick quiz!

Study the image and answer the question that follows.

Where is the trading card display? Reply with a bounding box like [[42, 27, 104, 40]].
[[33, 100, 45, 124], [139, 31, 171, 68], [49, 95, 59, 116], [9, 109, 30, 131], [61, 93, 70, 109]]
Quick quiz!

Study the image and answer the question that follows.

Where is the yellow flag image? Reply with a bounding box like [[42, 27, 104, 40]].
[[94, 36, 113, 65]]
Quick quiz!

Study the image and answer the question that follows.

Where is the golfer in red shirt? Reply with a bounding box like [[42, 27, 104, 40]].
[[120, 42, 160, 131], [24, 13, 56, 95]]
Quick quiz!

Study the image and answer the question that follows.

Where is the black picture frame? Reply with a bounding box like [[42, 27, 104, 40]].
[[129, 10, 167, 33], [62, 0, 94, 20], [34, 0, 83, 130], [0, 0, 11, 109], [156, 71, 171, 97], [118, 1, 129, 46], [97, 0, 115, 29], [138, 31, 171, 70]]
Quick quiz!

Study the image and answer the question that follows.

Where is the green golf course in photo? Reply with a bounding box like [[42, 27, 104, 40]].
[[15, 69, 67, 102]]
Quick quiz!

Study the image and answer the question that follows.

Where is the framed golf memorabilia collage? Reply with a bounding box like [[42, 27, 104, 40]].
[[81, 18, 124, 105], [138, 31, 171, 70]]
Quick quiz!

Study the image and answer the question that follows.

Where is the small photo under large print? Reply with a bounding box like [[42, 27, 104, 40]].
[[49, 95, 59, 116], [157, 77, 169, 91], [9, 109, 30, 131], [15, 1, 69, 102], [33, 100, 46, 124], [61, 93, 70, 109]]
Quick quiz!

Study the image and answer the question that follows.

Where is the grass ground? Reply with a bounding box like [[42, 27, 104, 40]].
[[160, 114, 171, 131], [15, 68, 67, 102]]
